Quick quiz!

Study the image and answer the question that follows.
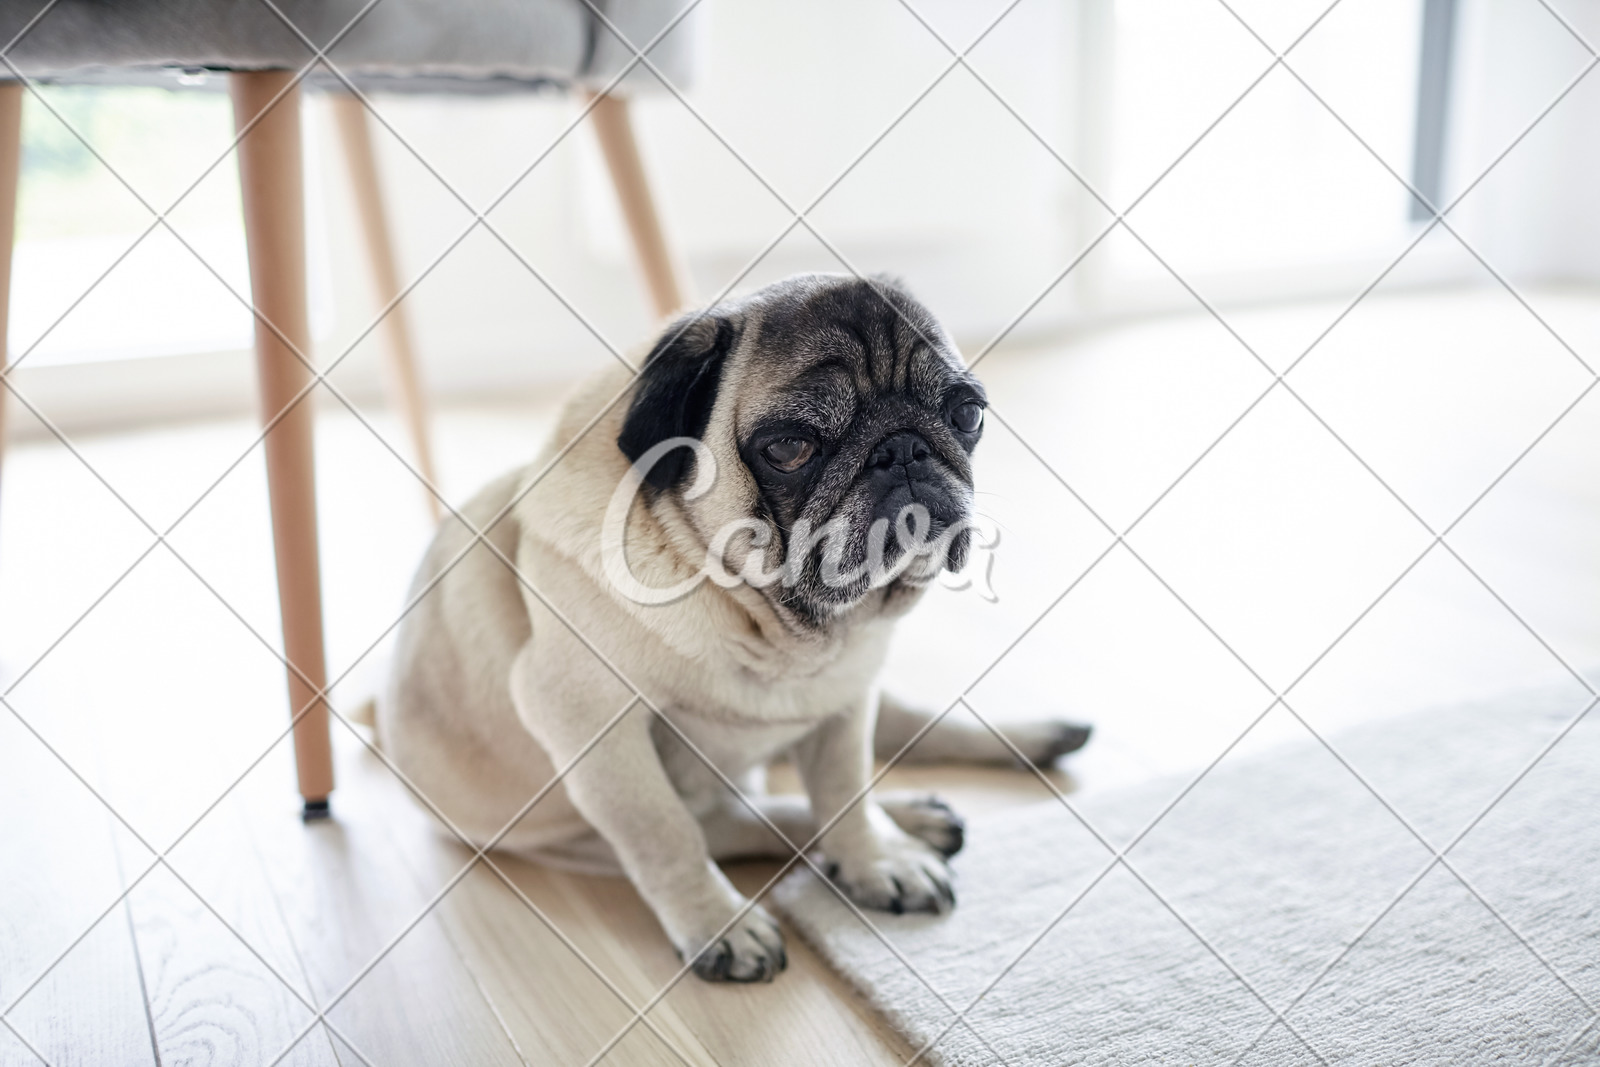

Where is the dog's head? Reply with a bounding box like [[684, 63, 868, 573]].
[[617, 273, 985, 626]]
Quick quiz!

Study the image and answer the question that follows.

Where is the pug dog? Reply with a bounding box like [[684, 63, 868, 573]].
[[380, 273, 1090, 982]]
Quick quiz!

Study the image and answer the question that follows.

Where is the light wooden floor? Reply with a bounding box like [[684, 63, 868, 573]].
[[3, 287, 1598, 1065]]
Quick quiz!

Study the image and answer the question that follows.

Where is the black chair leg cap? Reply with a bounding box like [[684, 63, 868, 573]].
[[302, 798, 332, 822]]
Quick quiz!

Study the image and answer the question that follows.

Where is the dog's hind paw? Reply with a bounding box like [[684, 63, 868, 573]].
[[685, 905, 788, 983], [1003, 719, 1092, 768]]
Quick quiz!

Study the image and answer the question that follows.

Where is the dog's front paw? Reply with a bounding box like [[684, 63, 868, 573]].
[[683, 903, 788, 983], [826, 834, 956, 915], [880, 793, 965, 858]]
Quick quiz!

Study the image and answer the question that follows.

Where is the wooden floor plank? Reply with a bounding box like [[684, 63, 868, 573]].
[[121, 862, 335, 1067], [0, 699, 156, 1067], [0, 1019, 49, 1067], [427, 853, 723, 1067], [43, 575, 349, 1067], [1, 901, 156, 1067], [337, 739, 703, 1067], [239, 738, 527, 1067], [470, 832, 910, 1067], [167, 796, 346, 1067]]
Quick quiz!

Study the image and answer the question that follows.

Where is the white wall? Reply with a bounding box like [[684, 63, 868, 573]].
[[8, 0, 1597, 438], [304, 0, 1084, 407], [1447, 0, 1600, 283]]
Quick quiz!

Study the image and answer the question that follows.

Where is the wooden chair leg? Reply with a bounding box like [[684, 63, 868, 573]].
[[229, 71, 335, 816], [586, 92, 692, 320], [328, 92, 441, 523], [0, 84, 23, 502]]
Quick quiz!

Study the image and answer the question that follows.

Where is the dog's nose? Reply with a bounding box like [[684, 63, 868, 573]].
[[869, 431, 931, 470]]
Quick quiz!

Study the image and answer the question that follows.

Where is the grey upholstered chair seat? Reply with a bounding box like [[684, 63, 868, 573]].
[[2, 0, 695, 93]]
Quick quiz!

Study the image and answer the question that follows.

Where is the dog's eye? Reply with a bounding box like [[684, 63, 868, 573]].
[[951, 402, 984, 434], [762, 438, 815, 472]]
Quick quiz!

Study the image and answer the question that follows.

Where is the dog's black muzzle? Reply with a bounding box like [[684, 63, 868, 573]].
[[867, 430, 966, 550]]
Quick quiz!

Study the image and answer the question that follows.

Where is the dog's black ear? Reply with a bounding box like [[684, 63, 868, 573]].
[[617, 311, 739, 490]]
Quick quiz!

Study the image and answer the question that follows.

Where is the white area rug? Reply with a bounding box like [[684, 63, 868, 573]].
[[772, 688, 1600, 1066]]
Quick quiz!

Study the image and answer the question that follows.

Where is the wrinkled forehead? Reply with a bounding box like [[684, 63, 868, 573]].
[[732, 286, 966, 437]]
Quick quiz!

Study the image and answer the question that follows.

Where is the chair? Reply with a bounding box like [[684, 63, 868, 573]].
[[0, 0, 696, 817]]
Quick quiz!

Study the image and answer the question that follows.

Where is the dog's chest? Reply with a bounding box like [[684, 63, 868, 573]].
[[705, 660, 865, 721], [654, 712, 815, 787], [650, 626, 889, 769]]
